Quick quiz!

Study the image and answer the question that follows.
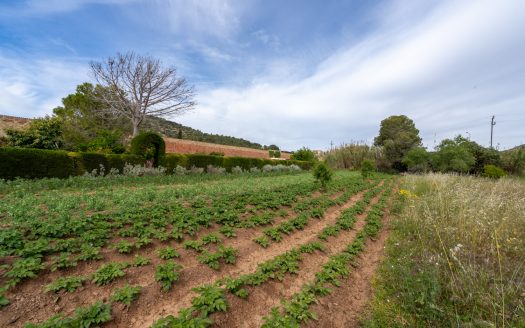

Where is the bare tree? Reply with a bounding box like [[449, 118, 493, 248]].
[[90, 52, 195, 136]]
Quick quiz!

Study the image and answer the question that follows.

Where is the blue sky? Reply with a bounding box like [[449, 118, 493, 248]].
[[1, 0, 524, 151]]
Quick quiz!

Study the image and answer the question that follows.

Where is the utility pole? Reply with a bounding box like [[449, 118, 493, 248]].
[[330, 140, 334, 151], [490, 115, 496, 148]]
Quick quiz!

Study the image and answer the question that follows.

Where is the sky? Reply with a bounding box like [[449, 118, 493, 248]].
[[0, 0, 524, 151]]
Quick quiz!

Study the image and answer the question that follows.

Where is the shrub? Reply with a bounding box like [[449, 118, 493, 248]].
[[231, 166, 244, 174], [361, 159, 376, 177], [206, 165, 226, 174], [269, 149, 281, 158], [482, 164, 506, 179], [186, 154, 223, 170], [160, 154, 188, 174], [122, 164, 166, 176], [313, 162, 333, 188], [130, 132, 166, 167], [0, 148, 75, 180], [291, 147, 316, 162]]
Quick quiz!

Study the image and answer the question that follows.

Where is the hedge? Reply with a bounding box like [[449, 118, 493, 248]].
[[161, 154, 313, 173], [0, 148, 75, 180], [0, 147, 313, 180], [130, 132, 165, 167], [70, 152, 145, 175], [0, 147, 145, 180]]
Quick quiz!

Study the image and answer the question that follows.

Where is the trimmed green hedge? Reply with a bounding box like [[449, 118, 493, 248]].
[[70, 152, 145, 175], [161, 153, 313, 173], [0, 148, 75, 179], [0, 148, 145, 180], [130, 132, 165, 167], [0, 147, 313, 180]]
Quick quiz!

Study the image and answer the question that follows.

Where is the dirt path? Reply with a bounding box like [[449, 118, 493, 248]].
[[304, 185, 398, 328]]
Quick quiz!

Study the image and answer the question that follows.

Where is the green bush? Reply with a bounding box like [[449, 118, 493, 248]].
[[130, 132, 166, 167], [185, 154, 224, 171], [159, 154, 188, 174], [70, 152, 145, 176], [269, 149, 281, 158], [361, 159, 376, 177], [0, 148, 75, 179], [105, 154, 145, 173], [313, 162, 333, 188], [291, 147, 316, 162], [482, 164, 506, 179]]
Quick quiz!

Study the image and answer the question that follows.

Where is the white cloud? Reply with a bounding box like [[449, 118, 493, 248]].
[[0, 54, 89, 117], [178, 0, 525, 150]]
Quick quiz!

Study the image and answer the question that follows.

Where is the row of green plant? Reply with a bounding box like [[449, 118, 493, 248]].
[[149, 178, 394, 327], [254, 177, 382, 248], [25, 282, 143, 327], [0, 173, 362, 306], [260, 181, 394, 327]]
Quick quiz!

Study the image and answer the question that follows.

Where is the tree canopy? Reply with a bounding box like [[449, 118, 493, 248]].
[[374, 115, 422, 171], [53, 82, 128, 152], [6, 116, 63, 149]]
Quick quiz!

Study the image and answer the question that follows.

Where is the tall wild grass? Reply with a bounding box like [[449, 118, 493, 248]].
[[323, 142, 386, 170], [366, 174, 525, 327]]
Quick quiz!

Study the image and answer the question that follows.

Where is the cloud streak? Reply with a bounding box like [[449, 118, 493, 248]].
[[178, 0, 525, 150]]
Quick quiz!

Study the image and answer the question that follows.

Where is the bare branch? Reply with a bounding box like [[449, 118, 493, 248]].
[[90, 52, 195, 136]]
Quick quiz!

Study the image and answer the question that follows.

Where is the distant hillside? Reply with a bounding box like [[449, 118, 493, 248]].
[[0, 114, 264, 150], [142, 116, 263, 149], [0, 115, 31, 138]]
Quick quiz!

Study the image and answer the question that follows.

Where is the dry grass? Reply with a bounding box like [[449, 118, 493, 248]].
[[366, 174, 525, 327]]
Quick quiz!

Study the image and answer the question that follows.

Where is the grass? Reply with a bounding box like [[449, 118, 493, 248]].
[[364, 174, 525, 327]]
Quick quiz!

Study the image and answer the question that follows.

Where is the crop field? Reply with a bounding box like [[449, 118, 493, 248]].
[[0, 171, 396, 327]]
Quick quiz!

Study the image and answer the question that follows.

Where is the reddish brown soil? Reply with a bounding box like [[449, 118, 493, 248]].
[[0, 182, 382, 328], [304, 185, 398, 328], [210, 189, 387, 328]]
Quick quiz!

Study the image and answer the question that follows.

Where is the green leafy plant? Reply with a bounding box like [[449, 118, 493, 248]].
[[45, 276, 86, 293], [201, 233, 221, 245], [0, 287, 10, 308], [254, 236, 270, 248], [50, 252, 77, 271], [313, 162, 333, 188], [132, 255, 150, 267], [155, 261, 182, 292], [111, 283, 141, 307], [92, 262, 127, 286], [114, 240, 134, 254], [264, 227, 283, 242], [183, 240, 203, 252], [157, 246, 180, 260], [5, 257, 44, 284], [25, 301, 112, 328], [361, 159, 376, 177], [219, 226, 236, 238], [77, 245, 103, 261], [482, 164, 506, 179], [191, 284, 228, 316]]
